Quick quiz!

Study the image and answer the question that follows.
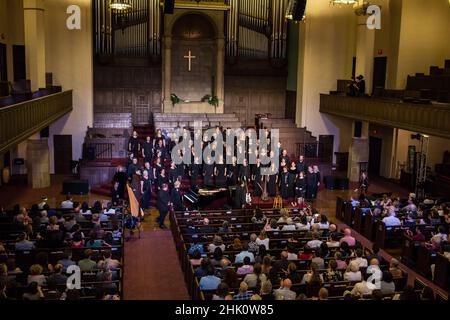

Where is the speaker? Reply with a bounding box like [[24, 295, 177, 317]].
[[164, 0, 175, 14], [324, 176, 336, 190], [84, 146, 96, 161], [354, 121, 362, 138], [62, 179, 89, 195], [336, 177, 349, 190]]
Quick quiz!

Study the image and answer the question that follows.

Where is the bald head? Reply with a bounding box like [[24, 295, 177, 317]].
[[344, 228, 352, 236], [370, 258, 380, 266], [281, 251, 288, 260], [283, 278, 292, 289], [239, 281, 248, 293], [329, 224, 337, 232]]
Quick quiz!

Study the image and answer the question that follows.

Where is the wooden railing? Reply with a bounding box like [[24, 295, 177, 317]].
[[0, 90, 73, 154], [320, 94, 450, 139]]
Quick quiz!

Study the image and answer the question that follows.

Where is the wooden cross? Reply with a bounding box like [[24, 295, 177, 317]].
[[183, 50, 196, 71]]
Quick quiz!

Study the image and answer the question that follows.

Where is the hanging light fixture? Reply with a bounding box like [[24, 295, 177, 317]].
[[109, 0, 132, 11], [330, 0, 357, 5]]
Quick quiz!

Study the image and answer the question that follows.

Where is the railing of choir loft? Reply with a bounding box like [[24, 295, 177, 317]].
[[0, 90, 73, 155]]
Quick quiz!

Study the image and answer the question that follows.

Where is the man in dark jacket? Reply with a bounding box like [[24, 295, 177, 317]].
[[157, 183, 171, 229]]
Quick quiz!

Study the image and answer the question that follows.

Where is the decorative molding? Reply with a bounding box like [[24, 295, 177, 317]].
[[0, 91, 73, 154], [320, 94, 450, 139]]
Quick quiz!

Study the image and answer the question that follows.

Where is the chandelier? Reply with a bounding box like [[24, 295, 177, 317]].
[[109, 0, 132, 11]]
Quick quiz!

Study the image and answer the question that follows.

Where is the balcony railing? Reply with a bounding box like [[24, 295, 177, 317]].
[[0, 90, 73, 154], [320, 94, 450, 139]]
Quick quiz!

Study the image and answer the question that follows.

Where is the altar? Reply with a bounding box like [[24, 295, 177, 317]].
[[162, 10, 225, 114]]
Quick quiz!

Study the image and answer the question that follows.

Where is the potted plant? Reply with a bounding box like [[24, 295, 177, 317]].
[[171, 93, 181, 106], [201, 95, 219, 108]]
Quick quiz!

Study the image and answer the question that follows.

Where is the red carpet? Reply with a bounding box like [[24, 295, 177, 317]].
[[123, 231, 190, 300]]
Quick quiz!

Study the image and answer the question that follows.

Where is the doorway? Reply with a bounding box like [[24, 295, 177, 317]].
[[0, 42, 6, 81], [369, 136, 382, 176], [319, 135, 334, 163], [13, 45, 26, 81], [54, 135, 73, 174], [372, 57, 387, 93]]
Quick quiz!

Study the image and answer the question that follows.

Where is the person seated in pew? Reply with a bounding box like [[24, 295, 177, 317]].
[[326, 233, 341, 248], [208, 235, 225, 253], [281, 218, 296, 231], [199, 265, 221, 291], [306, 232, 322, 249], [259, 280, 275, 300], [382, 208, 401, 227], [352, 248, 368, 268], [233, 282, 253, 300], [256, 230, 269, 250], [274, 278, 296, 300], [311, 249, 325, 269], [287, 244, 298, 261], [229, 238, 243, 251], [218, 221, 231, 233], [194, 258, 211, 278], [286, 263, 301, 284], [190, 249, 202, 267], [340, 228, 356, 247], [334, 251, 348, 270], [351, 272, 377, 298], [300, 262, 324, 285], [264, 219, 279, 232], [212, 283, 231, 301], [380, 271, 396, 295], [211, 248, 224, 267], [15, 232, 35, 251], [295, 215, 310, 231], [251, 208, 266, 224], [237, 257, 254, 275], [298, 247, 314, 261], [323, 259, 344, 282], [388, 258, 403, 278], [344, 260, 362, 282], [234, 242, 255, 264]]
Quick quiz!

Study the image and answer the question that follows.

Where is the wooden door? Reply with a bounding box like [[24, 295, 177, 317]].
[[13, 45, 26, 81], [372, 57, 387, 93], [319, 135, 334, 163], [0, 42, 6, 82], [369, 136, 382, 176], [54, 135, 73, 174]]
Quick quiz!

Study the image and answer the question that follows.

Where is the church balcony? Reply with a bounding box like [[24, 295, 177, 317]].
[[0, 90, 73, 154], [320, 94, 450, 139]]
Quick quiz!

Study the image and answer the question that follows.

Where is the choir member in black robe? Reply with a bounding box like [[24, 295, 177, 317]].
[[215, 157, 227, 188], [296, 155, 307, 174], [280, 149, 290, 166], [252, 159, 263, 197], [306, 166, 320, 200], [267, 163, 278, 197], [239, 159, 251, 183], [140, 170, 152, 210], [169, 161, 179, 186], [156, 183, 171, 229], [113, 165, 127, 199], [289, 161, 297, 175], [156, 168, 169, 191], [154, 139, 167, 160], [233, 180, 247, 209], [153, 129, 165, 148], [127, 158, 140, 179], [227, 156, 239, 186], [203, 156, 215, 189], [142, 136, 153, 164], [189, 149, 200, 190], [280, 166, 294, 200], [153, 157, 163, 188], [171, 181, 184, 212], [295, 171, 307, 199], [128, 131, 140, 158]]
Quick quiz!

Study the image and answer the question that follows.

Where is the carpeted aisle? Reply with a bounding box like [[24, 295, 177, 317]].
[[123, 230, 190, 300]]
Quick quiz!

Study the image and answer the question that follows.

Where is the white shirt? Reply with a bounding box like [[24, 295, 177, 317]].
[[256, 238, 269, 250], [344, 271, 362, 282], [326, 240, 340, 248], [353, 257, 368, 268], [351, 281, 376, 296], [306, 239, 322, 249], [281, 225, 296, 231], [61, 200, 74, 209], [296, 223, 310, 230], [383, 215, 401, 227]]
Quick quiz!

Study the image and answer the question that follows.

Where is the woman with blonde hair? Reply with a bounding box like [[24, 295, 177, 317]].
[[256, 230, 270, 250]]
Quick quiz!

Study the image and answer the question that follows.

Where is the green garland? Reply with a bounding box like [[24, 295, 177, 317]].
[[171, 94, 181, 106], [201, 95, 219, 108]]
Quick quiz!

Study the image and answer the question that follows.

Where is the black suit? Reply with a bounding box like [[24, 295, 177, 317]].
[[157, 189, 171, 227], [233, 185, 247, 209], [171, 188, 184, 212], [280, 172, 294, 199], [296, 160, 307, 174]]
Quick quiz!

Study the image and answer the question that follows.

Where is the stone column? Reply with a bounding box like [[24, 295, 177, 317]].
[[23, 0, 46, 91], [27, 139, 50, 189], [215, 37, 225, 114], [355, 16, 375, 95], [162, 35, 172, 113], [348, 121, 370, 182]]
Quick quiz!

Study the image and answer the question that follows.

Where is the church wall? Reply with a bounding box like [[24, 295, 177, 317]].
[[0, 0, 25, 82], [395, 0, 450, 89], [44, 0, 93, 173], [296, 0, 356, 164]]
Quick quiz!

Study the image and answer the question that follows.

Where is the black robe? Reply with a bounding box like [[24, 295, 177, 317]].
[[295, 177, 307, 198], [171, 187, 184, 212], [233, 185, 247, 209], [280, 171, 295, 199], [306, 172, 320, 200], [203, 163, 215, 189], [141, 177, 152, 210], [252, 164, 263, 196], [239, 165, 251, 183], [227, 164, 239, 186], [189, 163, 200, 189], [215, 164, 227, 188], [128, 136, 140, 156], [296, 160, 307, 174]]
